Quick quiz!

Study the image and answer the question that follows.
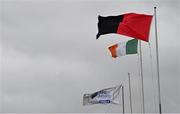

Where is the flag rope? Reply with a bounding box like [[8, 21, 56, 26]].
[[148, 42, 158, 112]]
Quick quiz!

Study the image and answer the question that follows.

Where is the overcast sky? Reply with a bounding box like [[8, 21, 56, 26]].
[[0, 0, 180, 113]]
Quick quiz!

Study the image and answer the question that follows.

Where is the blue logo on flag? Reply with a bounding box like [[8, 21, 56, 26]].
[[99, 100, 111, 104]]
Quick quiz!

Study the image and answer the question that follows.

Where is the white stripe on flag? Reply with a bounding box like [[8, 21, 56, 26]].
[[116, 42, 126, 57]]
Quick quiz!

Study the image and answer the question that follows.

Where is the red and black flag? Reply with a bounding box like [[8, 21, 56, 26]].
[[96, 13, 153, 42]]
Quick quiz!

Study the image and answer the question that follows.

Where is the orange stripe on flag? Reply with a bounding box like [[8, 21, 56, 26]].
[[108, 44, 118, 58]]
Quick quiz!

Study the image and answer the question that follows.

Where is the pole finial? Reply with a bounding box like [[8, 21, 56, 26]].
[[154, 7, 157, 9]]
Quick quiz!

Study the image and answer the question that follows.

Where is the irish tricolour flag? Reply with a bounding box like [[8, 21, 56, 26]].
[[108, 39, 138, 58]]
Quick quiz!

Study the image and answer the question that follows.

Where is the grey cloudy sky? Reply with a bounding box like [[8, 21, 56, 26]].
[[0, 0, 180, 113]]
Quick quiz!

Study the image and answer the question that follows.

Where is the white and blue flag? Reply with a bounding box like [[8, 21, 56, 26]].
[[83, 85, 122, 105]]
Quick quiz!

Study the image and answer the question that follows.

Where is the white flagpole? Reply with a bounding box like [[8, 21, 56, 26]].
[[154, 7, 162, 114], [122, 85, 125, 114], [128, 72, 133, 113], [139, 40, 145, 113]]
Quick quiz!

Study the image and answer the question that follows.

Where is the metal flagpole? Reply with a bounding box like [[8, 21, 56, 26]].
[[139, 40, 145, 113], [122, 85, 125, 114], [154, 7, 162, 114], [128, 72, 133, 113]]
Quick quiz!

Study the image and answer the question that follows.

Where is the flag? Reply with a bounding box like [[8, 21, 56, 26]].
[[96, 13, 153, 42], [83, 85, 122, 105], [108, 39, 138, 58]]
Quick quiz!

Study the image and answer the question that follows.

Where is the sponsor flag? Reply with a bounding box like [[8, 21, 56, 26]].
[[83, 85, 122, 105], [108, 39, 138, 58], [96, 13, 153, 42]]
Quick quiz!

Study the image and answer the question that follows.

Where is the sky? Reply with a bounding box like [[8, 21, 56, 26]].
[[0, 0, 180, 113]]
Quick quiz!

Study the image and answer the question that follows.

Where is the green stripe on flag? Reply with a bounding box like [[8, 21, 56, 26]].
[[126, 39, 138, 54]]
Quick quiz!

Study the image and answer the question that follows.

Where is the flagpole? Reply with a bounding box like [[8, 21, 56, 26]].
[[154, 7, 162, 114], [128, 72, 133, 113], [122, 85, 125, 114], [139, 40, 145, 113]]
